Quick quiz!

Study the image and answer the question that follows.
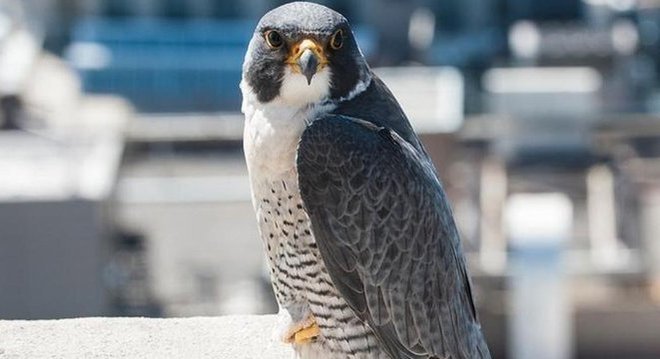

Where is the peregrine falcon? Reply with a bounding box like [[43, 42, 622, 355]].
[[241, 2, 490, 358]]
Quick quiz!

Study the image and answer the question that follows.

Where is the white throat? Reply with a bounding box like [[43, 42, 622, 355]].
[[241, 70, 333, 179], [279, 67, 332, 107], [240, 66, 371, 180]]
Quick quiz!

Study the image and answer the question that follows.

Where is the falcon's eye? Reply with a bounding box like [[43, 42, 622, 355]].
[[265, 30, 284, 49], [330, 29, 343, 50]]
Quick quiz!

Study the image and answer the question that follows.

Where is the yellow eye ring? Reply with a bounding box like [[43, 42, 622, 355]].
[[330, 29, 343, 50], [265, 30, 283, 49]]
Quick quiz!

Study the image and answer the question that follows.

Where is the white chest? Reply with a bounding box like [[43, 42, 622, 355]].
[[242, 82, 335, 183], [243, 105, 307, 180]]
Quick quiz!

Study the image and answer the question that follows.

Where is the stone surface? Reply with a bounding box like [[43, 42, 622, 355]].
[[0, 315, 294, 359]]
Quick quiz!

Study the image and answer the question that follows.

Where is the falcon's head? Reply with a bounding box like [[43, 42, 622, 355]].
[[241, 2, 369, 107]]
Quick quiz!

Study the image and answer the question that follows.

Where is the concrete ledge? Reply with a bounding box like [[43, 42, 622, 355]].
[[0, 315, 294, 359]]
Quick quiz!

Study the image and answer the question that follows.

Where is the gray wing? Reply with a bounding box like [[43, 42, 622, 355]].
[[296, 115, 490, 359]]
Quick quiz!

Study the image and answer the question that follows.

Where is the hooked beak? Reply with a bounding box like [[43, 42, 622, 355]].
[[286, 39, 328, 85], [298, 49, 318, 85]]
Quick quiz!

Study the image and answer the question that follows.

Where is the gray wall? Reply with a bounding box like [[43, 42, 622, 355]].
[[0, 200, 111, 319]]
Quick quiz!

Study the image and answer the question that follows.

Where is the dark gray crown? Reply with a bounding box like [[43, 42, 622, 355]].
[[256, 2, 347, 35]]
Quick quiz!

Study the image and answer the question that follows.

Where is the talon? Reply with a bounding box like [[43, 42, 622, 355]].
[[284, 315, 320, 344], [293, 322, 320, 344]]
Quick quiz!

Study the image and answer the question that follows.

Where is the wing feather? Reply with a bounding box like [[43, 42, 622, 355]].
[[297, 115, 490, 358]]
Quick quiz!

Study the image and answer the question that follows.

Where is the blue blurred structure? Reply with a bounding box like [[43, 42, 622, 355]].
[[66, 18, 252, 112], [65, 17, 376, 113]]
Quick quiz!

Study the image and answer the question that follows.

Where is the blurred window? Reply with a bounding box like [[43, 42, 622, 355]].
[[505, 0, 582, 23], [163, 0, 187, 18]]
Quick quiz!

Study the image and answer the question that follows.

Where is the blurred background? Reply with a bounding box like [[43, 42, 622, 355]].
[[1, 0, 660, 358]]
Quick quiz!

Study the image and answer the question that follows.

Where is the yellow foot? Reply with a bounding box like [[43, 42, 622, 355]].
[[284, 315, 320, 344]]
